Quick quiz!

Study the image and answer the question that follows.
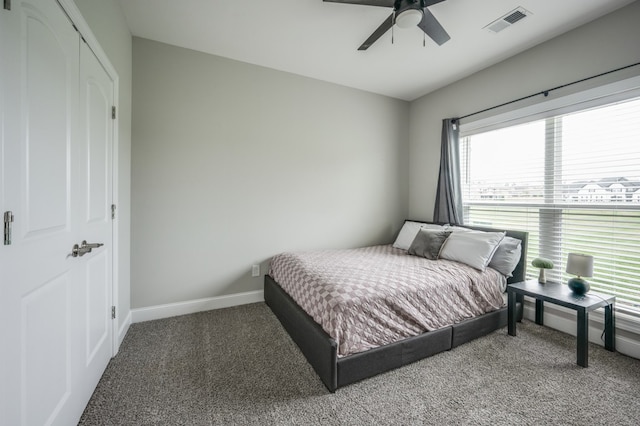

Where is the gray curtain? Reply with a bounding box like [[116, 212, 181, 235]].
[[433, 118, 463, 225]]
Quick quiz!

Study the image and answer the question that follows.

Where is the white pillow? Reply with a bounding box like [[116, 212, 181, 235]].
[[393, 221, 447, 250], [488, 236, 522, 277], [446, 225, 473, 232], [439, 230, 506, 271]]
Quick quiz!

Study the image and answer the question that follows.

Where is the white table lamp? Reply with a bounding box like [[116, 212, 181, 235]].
[[566, 253, 593, 295]]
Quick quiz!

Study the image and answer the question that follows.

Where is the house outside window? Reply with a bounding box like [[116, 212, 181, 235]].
[[460, 92, 640, 315]]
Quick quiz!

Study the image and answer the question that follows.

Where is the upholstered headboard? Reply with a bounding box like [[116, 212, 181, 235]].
[[407, 220, 528, 284]]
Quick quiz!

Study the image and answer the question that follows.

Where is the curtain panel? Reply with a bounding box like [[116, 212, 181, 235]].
[[433, 118, 463, 225]]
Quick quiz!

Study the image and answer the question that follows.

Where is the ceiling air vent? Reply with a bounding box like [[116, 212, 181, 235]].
[[485, 7, 531, 33]]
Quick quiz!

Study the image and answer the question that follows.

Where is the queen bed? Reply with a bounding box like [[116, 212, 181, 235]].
[[264, 221, 527, 392]]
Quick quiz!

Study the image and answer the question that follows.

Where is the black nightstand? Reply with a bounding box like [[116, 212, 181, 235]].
[[507, 280, 615, 367]]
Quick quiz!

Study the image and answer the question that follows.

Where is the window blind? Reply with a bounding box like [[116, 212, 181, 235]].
[[460, 96, 640, 314]]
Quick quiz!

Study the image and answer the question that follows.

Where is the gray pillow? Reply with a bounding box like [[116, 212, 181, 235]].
[[393, 221, 447, 250], [408, 229, 452, 260], [488, 236, 522, 277]]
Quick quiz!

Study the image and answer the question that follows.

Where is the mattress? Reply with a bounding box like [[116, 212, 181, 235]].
[[269, 244, 506, 357]]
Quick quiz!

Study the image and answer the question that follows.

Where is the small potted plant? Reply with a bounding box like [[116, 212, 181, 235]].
[[531, 258, 554, 284]]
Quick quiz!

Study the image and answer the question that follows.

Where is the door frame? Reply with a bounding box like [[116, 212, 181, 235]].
[[58, 0, 122, 355]]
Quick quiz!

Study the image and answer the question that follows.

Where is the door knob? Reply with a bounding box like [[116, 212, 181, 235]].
[[71, 243, 92, 257], [81, 240, 103, 249], [70, 241, 104, 257]]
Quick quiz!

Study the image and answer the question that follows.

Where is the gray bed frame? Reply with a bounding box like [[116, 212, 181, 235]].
[[264, 222, 528, 392]]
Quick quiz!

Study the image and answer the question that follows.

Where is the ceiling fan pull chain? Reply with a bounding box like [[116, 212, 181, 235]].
[[392, 11, 395, 44]]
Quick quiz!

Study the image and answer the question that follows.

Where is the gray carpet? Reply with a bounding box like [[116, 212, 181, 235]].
[[80, 303, 640, 425]]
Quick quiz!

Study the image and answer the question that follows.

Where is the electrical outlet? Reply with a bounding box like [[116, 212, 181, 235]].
[[251, 264, 260, 277]]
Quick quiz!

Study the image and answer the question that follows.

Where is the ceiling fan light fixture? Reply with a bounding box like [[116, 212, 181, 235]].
[[395, 9, 423, 29]]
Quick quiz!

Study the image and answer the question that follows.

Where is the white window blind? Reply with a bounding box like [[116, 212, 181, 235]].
[[460, 96, 640, 314]]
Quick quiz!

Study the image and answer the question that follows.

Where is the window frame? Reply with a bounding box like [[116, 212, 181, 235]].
[[459, 75, 640, 319]]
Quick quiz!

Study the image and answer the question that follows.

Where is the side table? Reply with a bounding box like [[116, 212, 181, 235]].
[[507, 280, 615, 367]]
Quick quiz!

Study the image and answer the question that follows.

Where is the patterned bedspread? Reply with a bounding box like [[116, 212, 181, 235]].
[[269, 244, 506, 357]]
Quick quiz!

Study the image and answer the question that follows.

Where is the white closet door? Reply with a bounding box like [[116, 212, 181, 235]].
[[0, 1, 114, 425], [76, 38, 114, 405]]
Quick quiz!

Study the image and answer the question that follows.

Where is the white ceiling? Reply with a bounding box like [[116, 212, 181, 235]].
[[119, 0, 635, 101]]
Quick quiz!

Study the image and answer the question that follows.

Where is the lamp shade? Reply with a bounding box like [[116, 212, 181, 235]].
[[566, 253, 593, 278], [396, 9, 423, 28]]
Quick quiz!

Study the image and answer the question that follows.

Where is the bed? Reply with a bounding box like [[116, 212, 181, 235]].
[[264, 221, 527, 392]]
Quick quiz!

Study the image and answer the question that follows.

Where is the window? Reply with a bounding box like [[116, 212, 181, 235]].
[[460, 95, 640, 315]]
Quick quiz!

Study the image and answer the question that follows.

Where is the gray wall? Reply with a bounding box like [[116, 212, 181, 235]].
[[74, 0, 640, 312], [73, 0, 132, 333], [408, 1, 640, 220], [131, 38, 410, 308]]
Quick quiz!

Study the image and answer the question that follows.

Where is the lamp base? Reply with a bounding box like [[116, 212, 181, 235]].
[[568, 277, 590, 295]]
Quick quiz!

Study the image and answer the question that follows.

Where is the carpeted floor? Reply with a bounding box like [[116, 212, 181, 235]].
[[80, 303, 640, 425]]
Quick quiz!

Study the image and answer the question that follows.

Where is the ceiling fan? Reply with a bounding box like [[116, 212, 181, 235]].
[[324, 0, 451, 50]]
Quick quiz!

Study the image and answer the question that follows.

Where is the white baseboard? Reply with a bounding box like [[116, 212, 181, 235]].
[[117, 311, 131, 350], [522, 301, 640, 360], [131, 290, 265, 324]]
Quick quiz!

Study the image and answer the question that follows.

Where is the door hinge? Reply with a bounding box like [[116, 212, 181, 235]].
[[111, 306, 116, 319], [111, 106, 116, 120], [4, 0, 11, 11], [111, 204, 116, 220], [4, 211, 13, 245]]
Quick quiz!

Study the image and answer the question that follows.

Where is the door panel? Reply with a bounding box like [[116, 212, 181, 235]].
[[78, 39, 114, 403], [86, 252, 109, 364], [85, 79, 110, 223], [22, 274, 71, 426], [1, 1, 80, 424], [24, 9, 71, 236]]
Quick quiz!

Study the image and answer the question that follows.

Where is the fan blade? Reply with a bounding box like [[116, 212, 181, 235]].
[[358, 13, 394, 51], [423, 0, 446, 6], [417, 8, 450, 45], [323, 0, 394, 7]]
